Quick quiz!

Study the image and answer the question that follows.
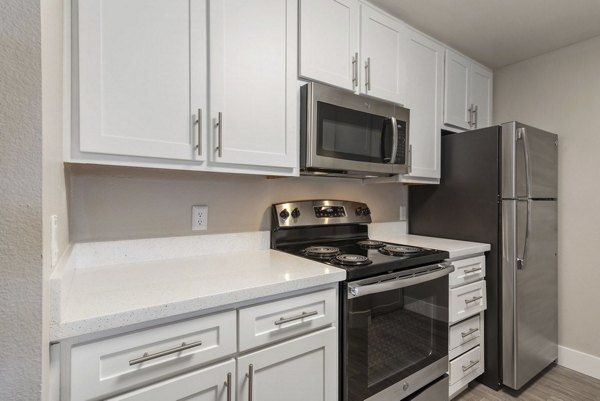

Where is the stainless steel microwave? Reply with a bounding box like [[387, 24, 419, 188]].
[[300, 82, 410, 178]]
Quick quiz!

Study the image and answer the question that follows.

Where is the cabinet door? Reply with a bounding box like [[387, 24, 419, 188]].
[[404, 30, 444, 181], [299, 0, 359, 92], [107, 359, 235, 401], [209, 0, 297, 168], [444, 49, 471, 129], [470, 64, 493, 129], [360, 5, 408, 104], [237, 328, 338, 401], [78, 0, 207, 161]]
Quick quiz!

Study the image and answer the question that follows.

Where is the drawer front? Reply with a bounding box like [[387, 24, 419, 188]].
[[238, 288, 337, 351], [449, 345, 483, 385], [449, 280, 486, 324], [449, 314, 481, 351], [71, 311, 236, 401], [449, 255, 486, 287]]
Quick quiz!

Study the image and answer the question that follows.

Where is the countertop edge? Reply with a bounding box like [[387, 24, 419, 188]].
[[50, 270, 345, 342]]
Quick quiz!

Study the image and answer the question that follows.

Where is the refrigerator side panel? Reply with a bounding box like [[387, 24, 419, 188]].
[[501, 122, 516, 199], [501, 199, 517, 388], [511, 200, 558, 390], [409, 126, 503, 389]]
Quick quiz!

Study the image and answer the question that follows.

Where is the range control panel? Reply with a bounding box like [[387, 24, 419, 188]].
[[272, 200, 372, 228], [314, 206, 346, 218]]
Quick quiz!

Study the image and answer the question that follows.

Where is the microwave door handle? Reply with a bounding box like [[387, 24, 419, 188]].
[[389, 116, 399, 164], [381, 118, 392, 163]]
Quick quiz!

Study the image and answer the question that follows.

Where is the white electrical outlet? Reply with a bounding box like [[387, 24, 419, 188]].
[[192, 205, 209, 231]]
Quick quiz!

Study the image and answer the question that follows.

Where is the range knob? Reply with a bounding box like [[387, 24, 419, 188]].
[[279, 209, 290, 220], [356, 207, 371, 216], [291, 208, 301, 218]]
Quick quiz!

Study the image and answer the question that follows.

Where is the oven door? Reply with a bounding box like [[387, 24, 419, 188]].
[[302, 82, 409, 176], [343, 264, 453, 401]]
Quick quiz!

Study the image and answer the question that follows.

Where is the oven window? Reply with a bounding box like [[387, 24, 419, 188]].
[[316, 101, 393, 163], [344, 275, 448, 401]]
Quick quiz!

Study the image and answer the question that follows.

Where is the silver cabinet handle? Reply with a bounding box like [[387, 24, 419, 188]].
[[128, 340, 202, 366], [247, 364, 254, 401], [215, 112, 223, 157], [464, 267, 482, 275], [473, 105, 478, 128], [225, 372, 232, 401], [465, 295, 483, 305], [274, 310, 318, 326], [352, 52, 358, 88], [467, 104, 474, 128], [365, 57, 371, 91], [462, 359, 480, 372], [461, 327, 479, 338], [195, 108, 202, 156]]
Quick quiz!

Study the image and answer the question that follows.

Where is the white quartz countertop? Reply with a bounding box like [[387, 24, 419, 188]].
[[50, 241, 345, 341], [369, 222, 490, 259]]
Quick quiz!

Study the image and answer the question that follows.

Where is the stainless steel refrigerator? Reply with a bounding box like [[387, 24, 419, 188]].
[[408, 122, 558, 391]]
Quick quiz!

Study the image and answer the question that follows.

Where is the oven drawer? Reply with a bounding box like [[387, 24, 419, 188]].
[[449, 280, 486, 324], [449, 314, 481, 352], [449, 345, 483, 385], [238, 288, 336, 351], [449, 256, 486, 288], [70, 311, 236, 401]]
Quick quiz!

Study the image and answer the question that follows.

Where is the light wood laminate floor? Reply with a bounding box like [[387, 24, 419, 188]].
[[455, 364, 600, 401]]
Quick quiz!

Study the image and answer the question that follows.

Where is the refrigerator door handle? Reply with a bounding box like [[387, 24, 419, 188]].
[[517, 200, 530, 270], [517, 127, 532, 198]]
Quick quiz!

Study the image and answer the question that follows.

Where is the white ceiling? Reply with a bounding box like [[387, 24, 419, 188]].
[[369, 0, 600, 69]]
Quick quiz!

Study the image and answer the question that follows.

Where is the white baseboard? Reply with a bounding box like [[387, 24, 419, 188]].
[[558, 345, 600, 380]]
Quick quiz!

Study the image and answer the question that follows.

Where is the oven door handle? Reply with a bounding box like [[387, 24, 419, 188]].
[[347, 263, 454, 299]]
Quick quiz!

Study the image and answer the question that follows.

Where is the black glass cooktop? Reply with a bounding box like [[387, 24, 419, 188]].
[[276, 238, 449, 280]]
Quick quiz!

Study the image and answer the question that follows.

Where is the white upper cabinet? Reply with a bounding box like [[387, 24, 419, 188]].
[[402, 30, 444, 182], [444, 49, 493, 130], [360, 4, 408, 105], [299, 0, 359, 92], [209, 0, 297, 168], [78, 0, 207, 161], [470, 64, 493, 129]]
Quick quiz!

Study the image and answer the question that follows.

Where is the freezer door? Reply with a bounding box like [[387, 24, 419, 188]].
[[516, 123, 558, 199], [502, 199, 558, 390]]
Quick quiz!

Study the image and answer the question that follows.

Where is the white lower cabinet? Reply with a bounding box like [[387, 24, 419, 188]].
[[106, 359, 235, 401], [237, 327, 338, 401], [59, 287, 338, 401], [447, 254, 487, 399]]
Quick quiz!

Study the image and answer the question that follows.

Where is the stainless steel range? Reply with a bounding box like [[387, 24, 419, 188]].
[[271, 200, 453, 401]]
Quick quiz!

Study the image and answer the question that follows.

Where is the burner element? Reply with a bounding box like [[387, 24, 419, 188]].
[[303, 246, 340, 258], [379, 245, 424, 257], [332, 254, 372, 266], [357, 240, 385, 249]]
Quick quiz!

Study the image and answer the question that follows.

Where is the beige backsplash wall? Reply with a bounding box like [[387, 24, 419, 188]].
[[494, 35, 600, 359], [68, 165, 406, 242]]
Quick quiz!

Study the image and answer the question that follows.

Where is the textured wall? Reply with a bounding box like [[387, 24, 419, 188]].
[[41, 0, 68, 398], [494, 35, 600, 358], [69, 165, 406, 242], [0, 0, 44, 399]]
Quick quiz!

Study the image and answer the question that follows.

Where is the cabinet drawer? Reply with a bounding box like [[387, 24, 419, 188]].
[[449, 345, 483, 385], [70, 311, 236, 401], [449, 280, 486, 324], [238, 288, 337, 351], [449, 314, 481, 352], [449, 256, 486, 288], [106, 359, 235, 401]]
